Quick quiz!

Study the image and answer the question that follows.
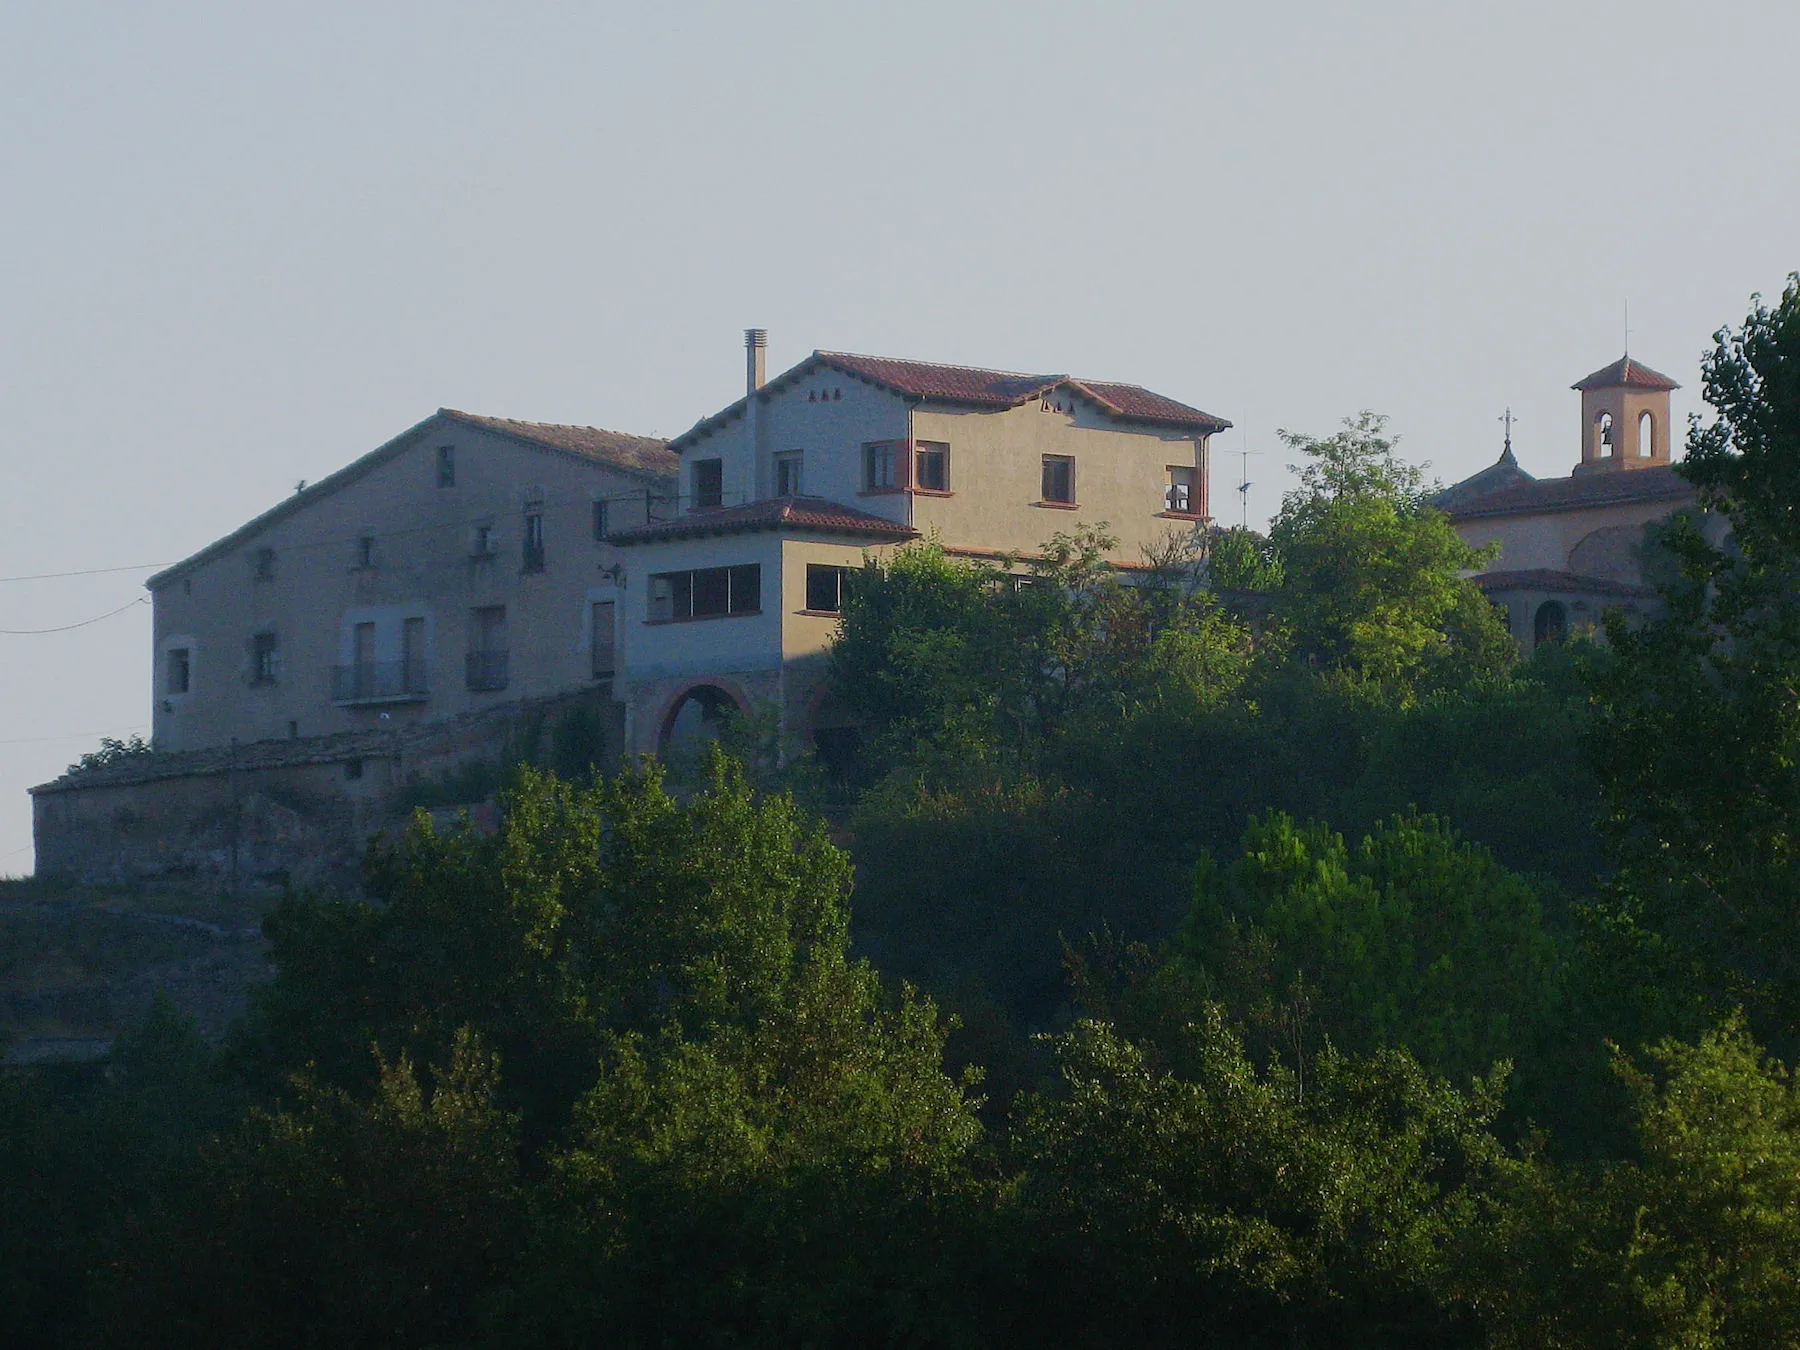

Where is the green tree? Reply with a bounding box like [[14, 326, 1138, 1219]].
[[1587, 277, 1800, 1037], [1476, 1017, 1800, 1349], [1176, 811, 1565, 1087], [1268, 413, 1512, 695], [97, 1029, 523, 1350], [1008, 1010, 1506, 1348]]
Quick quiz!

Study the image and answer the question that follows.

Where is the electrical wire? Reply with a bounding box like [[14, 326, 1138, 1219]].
[[0, 597, 149, 635], [0, 562, 173, 584]]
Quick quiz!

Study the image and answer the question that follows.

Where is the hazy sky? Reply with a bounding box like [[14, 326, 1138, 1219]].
[[3, 1, 1797, 870]]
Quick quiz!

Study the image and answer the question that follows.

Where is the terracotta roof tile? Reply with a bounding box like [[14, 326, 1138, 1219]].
[[608, 495, 918, 545], [670, 350, 1230, 450], [444, 411, 677, 479], [1444, 463, 1696, 519], [1571, 356, 1681, 392]]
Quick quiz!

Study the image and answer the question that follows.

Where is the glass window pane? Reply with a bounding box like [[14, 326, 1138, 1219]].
[[692, 567, 731, 617], [728, 564, 761, 614]]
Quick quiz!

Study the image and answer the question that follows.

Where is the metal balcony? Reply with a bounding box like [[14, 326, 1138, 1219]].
[[465, 650, 509, 692], [332, 660, 429, 705]]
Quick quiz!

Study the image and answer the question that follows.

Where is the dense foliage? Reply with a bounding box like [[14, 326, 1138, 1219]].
[[9, 284, 1800, 1345]]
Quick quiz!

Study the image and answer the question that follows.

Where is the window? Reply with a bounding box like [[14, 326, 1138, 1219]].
[[806, 564, 848, 613], [915, 441, 949, 492], [522, 511, 545, 572], [1166, 465, 1196, 514], [437, 445, 455, 488], [467, 605, 507, 691], [864, 440, 900, 490], [344, 758, 364, 781], [592, 499, 609, 541], [1638, 411, 1656, 459], [251, 632, 278, 685], [357, 535, 377, 569], [693, 459, 724, 510], [1041, 454, 1076, 504], [591, 600, 616, 677], [648, 564, 761, 621], [471, 522, 495, 558], [166, 647, 191, 696], [402, 617, 426, 691], [1597, 412, 1614, 456], [253, 547, 275, 581], [775, 452, 804, 497]]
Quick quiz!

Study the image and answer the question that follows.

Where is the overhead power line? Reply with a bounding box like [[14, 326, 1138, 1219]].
[[0, 597, 150, 635], [0, 562, 173, 584]]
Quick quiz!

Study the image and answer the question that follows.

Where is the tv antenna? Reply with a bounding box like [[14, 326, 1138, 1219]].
[[1230, 438, 1263, 531]]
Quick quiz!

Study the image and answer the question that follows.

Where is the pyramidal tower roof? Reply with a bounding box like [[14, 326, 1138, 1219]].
[[1571, 355, 1680, 392]]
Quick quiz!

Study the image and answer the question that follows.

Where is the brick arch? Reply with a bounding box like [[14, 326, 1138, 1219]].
[[652, 676, 755, 756]]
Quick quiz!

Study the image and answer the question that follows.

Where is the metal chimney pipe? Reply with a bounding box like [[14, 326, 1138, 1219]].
[[745, 328, 767, 394]]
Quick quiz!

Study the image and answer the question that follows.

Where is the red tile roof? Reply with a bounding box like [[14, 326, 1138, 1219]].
[[444, 410, 677, 479], [669, 350, 1230, 450], [1571, 356, 1681, 392], [1444, 463, 1696, 519], [1473, 568, 1656, 600], [608, 495, 918, 545]]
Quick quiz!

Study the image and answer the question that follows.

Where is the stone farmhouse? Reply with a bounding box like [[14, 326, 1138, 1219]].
[[1437, 354, 1707, 651], [31, 332, 1229, 888]]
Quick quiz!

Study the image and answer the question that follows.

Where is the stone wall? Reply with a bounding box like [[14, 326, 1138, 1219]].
[[31, 688, 623, 896]]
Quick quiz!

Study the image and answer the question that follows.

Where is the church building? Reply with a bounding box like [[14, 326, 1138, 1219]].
[[1436, 356, 1704, 650]]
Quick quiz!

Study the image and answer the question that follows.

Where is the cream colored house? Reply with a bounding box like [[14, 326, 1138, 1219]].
[[1437, 356, 1703, 650], [609, 331, 1230, 759], [146, 409, 676, 752]]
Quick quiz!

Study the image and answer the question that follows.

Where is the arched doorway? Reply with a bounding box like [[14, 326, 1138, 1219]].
[[658, 684, 745, 760], [1534, 601, 1567, 646]]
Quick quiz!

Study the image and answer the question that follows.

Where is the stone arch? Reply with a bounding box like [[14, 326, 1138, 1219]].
[[1638, 409, 1656, 459], [1534, 600, 1568, 647], [1596, 411, 1615, 458], [654, 677, 754, 758]]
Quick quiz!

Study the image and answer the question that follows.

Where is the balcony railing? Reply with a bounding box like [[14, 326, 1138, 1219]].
[[465, 650, 509, 692], [332, 659, 428, 704]]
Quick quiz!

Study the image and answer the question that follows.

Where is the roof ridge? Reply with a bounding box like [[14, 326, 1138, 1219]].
[[445, 409, 664, 440], [814, 349, 1058, 382]]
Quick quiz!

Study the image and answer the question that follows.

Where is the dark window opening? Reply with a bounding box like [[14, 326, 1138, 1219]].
[[467, 606, 508, 691], [806, 564, 848, 613], [649, 564, 761, 621], [915, 442, 949, 492], [591, 600, 616, 678], [522, 511, 545, 572], [166, 647, 191, 695], [344, 758, 364, 781], [775, 452, 804, 497], [1534, 601, 1568, 646], [694, 459, 724, 510], [592, 500, 609, 540], [253, 547, 275, 580], [251, 632, 278, 685], [864, 441, 899, 490], [436, 445, 455, 488], [471, 522, 495, 558], [357, 535, 376, 569], [1042, 455, 1075, 504], [1166, 465, 1195, 514]]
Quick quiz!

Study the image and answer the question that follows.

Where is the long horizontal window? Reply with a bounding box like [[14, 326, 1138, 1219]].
[[649, 564, 761, 621]]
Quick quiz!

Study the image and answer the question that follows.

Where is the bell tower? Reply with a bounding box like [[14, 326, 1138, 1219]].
[[1571, 355, 1679, 476]]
